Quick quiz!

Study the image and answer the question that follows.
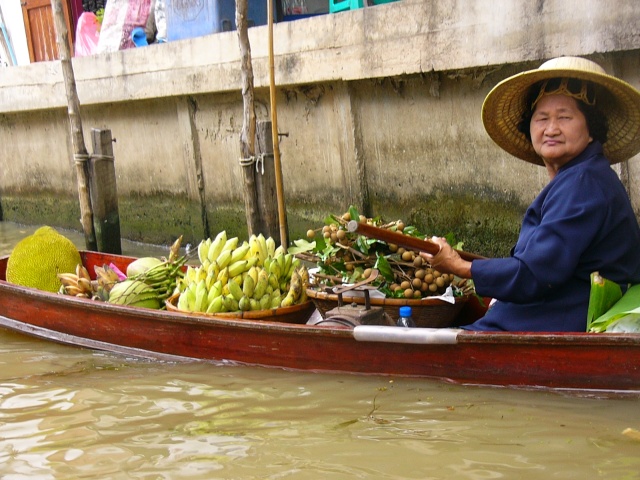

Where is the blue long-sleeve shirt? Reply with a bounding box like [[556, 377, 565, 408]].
[[466, 142, 640, 331]]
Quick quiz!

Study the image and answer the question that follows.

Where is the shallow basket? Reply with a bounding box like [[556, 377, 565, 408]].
[[166, 294, 315, 324], [306, 288, 469, 328]]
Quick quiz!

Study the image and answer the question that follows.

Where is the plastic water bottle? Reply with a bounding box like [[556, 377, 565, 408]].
[[397, 306, 416, 327]]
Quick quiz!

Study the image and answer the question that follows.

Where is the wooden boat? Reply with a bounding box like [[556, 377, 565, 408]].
[[1, 251, 639, 396]]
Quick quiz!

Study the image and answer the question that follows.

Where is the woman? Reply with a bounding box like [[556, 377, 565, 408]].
[[425, 56, 640, 331]]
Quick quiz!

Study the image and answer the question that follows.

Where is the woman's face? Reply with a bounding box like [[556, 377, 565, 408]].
[[530, 94, 593, 170]]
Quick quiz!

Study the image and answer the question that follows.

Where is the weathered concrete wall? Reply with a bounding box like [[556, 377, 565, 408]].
[[1, 0, 640, 255]]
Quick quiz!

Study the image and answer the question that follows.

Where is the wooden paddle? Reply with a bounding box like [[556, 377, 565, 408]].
[[346, 221, 486, 262]]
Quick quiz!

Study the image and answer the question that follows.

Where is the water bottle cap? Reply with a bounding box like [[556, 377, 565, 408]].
[[399, 306, 412, 317]]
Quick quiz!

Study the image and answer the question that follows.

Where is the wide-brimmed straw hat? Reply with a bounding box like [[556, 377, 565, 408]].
[[482, 56, 640, 165]]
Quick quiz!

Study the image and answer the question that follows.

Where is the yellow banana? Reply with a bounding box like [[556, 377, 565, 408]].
[[194, 279, 208, 312], [216, 250, 233, 269], [287, 269, 302, 302], [242, 275, 255, 298], [76, 264, 91, 281], [57, 272, 79, 287], [197, 238, 211, 265], [253, 269, 269, 300], [228, 259, 249, 278], [257, 234, 268, 264], [268, 272, 279, 290], [247, 266, 259, 285], [230, 243, 251, 264], [207, 231, 227, 263], [280, 293, 295, 308], [206, 295, 223, 314], [217, 267, 229, 287], [249, 298, 260, 311], [222, 237, 239, 253], [266, 236, 276, 258]]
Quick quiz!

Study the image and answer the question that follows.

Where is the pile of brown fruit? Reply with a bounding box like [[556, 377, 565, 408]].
[[296, 209, 470, 299]]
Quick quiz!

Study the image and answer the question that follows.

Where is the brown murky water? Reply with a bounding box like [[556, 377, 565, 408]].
[[1, 222, 639, 479]]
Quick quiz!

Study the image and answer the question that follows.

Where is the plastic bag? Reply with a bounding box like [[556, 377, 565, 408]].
[[74, 12, 100, 57], [97, 0, 152, 53]]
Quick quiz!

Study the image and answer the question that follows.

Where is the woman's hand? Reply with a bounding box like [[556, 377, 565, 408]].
[[420, 237, 473, 279]]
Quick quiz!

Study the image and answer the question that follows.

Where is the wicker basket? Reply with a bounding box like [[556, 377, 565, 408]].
[[166, 294, 315, 324], [306, 288, 469, 328]]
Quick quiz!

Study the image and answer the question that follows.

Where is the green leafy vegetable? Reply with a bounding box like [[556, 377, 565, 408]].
[[588, 283, 640, 333]]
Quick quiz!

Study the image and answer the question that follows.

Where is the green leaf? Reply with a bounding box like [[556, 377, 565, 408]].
[[373, 254, 395, 283], [589, 283, 640, 333], [288, 239, 316, 255], [348, 205, 360, 223], [586, 272, 622, 331]]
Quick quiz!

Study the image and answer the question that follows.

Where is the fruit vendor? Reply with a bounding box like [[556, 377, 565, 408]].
[[423, 56, 640, 332]]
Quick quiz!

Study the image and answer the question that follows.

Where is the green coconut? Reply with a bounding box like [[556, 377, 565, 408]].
[[6, 226, 82, 293]]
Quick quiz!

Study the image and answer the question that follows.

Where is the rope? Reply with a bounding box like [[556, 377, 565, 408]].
[[73, 153, 90, 166], [90, 153, 115, 163], [239, 153, 273, 175]]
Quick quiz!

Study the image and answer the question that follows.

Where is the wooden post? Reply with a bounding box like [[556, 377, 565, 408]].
[[267, 0, 288, 249], [255, 121, 283, 239], [89, 129, 122, 254], [51, 0, 97, 250], [236, 0, 261, 236]]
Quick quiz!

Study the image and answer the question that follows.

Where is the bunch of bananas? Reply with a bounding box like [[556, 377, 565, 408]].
[[58, 236, 188, 309], [176, 231, 309, 314], [58, 264, 98, 298], [58, 263, 122, 300]]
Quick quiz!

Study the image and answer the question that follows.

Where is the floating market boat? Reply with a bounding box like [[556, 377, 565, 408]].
[[1, 251, 639, 396]]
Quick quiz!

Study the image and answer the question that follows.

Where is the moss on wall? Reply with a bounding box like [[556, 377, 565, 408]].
[[0, 194, 82, 231]]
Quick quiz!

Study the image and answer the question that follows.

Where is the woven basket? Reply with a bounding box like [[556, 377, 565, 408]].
[[306, 288, 469, 328], [166, 294, 315, 324]]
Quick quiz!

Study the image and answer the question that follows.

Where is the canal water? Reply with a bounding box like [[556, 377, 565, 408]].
[[0, 222, 639, 479]]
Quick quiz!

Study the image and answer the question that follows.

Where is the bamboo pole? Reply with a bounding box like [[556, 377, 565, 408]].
[[236, 0, 261, 236], [267, 0, 288, 250], [51, 0, 97, 250]]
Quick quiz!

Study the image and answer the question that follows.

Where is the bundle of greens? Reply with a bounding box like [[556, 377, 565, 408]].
[[587, 271, 640, 333]]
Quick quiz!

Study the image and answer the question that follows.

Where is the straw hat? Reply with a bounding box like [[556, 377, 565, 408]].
[[482, 56, 640, 165]]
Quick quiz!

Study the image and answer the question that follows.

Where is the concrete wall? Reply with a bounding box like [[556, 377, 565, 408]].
[[1, 0, 640, 255]]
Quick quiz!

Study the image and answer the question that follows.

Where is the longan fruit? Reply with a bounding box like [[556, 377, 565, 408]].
[[336, 229, 346, 240], [412, 278, 422, 289], [363, 268, 373, 279], [413, 290, 422, 299], [306, 229, 316, 239], [424, 273, 434, 284], [415, 269, 426, 279], [404, 288, 414, 299], [400, 280, 411, 290], [388, 243, 399, 253], [413, 256, 423, 268], [401, 251, 413, 262]]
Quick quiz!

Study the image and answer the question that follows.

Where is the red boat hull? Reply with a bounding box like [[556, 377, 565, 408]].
[[1, 252, 639, 394]]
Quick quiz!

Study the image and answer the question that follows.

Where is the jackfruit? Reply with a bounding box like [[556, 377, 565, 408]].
[[6, 226, 82, 293]]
